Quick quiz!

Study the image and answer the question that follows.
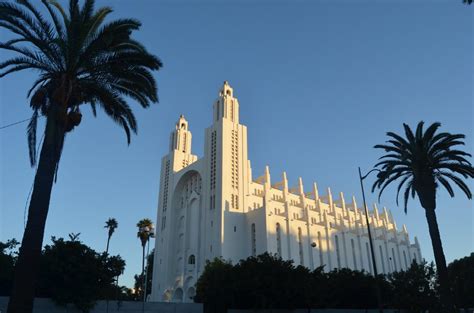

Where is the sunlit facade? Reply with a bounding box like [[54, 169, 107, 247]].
[[151, 81, 422, 303]]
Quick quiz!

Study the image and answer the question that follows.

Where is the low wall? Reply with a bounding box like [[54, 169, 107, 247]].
[[227, 309, 404, 313], [0, 297, 203, 313]]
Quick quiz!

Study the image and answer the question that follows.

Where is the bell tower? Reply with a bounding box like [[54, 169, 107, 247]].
[[213, 81, 240, 124], [170, 115, 192, 154], [204, 81, 250, 262], [168, 115, 197, 172]]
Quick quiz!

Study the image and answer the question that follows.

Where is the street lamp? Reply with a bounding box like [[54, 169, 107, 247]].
[[358, 167, 383, 313]]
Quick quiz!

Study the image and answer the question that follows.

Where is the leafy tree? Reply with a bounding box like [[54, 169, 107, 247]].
[[35, 236, 126, 313], [195, 252, 474, 312], [232, 253, 302, 310], [195, 258, 234, 313], [387, 261, 439, 312], [324, 268, 379, 309], [448, 253, 474, 309], [104, 218, 118, 255], [0, 1, 162, 311], [0, 239, 19, 296], [371, 121, 474, 311]]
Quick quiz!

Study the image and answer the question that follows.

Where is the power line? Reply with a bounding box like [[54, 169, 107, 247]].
[[0, 118, 31, 130]]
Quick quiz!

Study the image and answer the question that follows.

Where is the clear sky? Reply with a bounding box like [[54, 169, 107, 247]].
[[1, 0, 472, 288]]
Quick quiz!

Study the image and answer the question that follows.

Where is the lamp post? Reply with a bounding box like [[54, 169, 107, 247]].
[[358, 167, 383, 313]]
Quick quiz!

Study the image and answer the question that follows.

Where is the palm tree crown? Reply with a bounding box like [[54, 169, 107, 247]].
[[104, 217, 118, 254], [137, 218, 154, 247], [1, 0, 162, 167], [372, 121, 474, 212], [105, 217, 118, 237]]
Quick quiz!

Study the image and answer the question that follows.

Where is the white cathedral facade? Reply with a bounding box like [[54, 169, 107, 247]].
[[151, 81, 422, 303]]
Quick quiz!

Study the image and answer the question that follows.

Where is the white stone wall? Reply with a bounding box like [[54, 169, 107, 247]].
[[151, 82, 422, 303]]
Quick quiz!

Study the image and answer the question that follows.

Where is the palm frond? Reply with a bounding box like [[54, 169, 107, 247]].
[[436, 176, 455, 198], [1, 0, 162, 169], [439, 172, 473, 199], [27, 110, 38, 166], [372, 121, 473, 213]]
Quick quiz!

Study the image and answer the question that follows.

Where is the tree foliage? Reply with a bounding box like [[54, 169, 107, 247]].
[[387, 261, 439, 312], [34, 236, 126, 312], [0, 239, 19, 296], [448, 253, 474, 309], [194, 253, 450, 313]]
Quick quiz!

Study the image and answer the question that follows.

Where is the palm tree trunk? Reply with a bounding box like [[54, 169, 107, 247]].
[[7, 116, 65, 313], [425, 207, 454, 312], [142, 244, 145, 295], [106, 235, 111, 255]]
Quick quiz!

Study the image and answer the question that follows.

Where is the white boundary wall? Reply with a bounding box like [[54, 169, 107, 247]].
[[0, 297, 203, 313]]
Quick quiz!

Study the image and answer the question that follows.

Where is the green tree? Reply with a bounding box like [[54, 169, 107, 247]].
[[195, 258, 234, 313], [371, 121, 474, 311], [448, 253, 474, 309], [0, 239, 19, 296], [387, 261, 439, 312], [36, 235, 126, 313], [104, 218, 118, 255], [324, 268, 380, 309], [0, 1, 161, 312]]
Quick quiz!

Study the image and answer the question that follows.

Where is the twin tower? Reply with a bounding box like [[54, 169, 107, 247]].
[[151, 81, 422, 303]]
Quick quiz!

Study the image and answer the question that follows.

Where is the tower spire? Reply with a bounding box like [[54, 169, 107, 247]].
[[169, 115, 192, 154], [213, 81, 240, 123]]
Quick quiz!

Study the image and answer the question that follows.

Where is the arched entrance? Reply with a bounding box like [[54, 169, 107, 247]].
[[187, 287, 196, 301], [173, 287, 183, 302]]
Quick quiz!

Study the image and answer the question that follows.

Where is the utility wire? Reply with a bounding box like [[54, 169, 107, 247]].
[[0, 118, 31, 130]]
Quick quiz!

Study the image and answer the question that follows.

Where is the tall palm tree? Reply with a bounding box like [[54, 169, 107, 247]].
[[104, 218, 118, 255], [137, 218, 154, 298], [0, 1, 162, 312], [371, 121, 474, 311]]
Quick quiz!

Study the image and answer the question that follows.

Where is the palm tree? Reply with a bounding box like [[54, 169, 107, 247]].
[[0, 1, 162, 312], [104, 218, 118, 255], [137, 218, 154, 298], [371, 121, 474, 311]]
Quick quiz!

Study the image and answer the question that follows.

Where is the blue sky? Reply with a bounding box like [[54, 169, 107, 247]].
[[0, 1, 472, 288]]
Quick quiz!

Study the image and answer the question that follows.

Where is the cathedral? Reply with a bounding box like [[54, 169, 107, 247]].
[[150, 81, 422, 303]]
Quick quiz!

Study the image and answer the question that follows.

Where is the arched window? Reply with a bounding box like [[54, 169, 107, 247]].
[[366, 242, 373, 274], [317, 231, 323, 267], [251, 223, 256, 256], [351, 238, 357, 270], [379, 245, 386, 274], [403, 250, 408, 269], [335, 235, 341, 269], [298, 227, 304, 265], [276, 223, 282, 257], [392, 248, 397, 272], [188, 255, 195, 265]]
